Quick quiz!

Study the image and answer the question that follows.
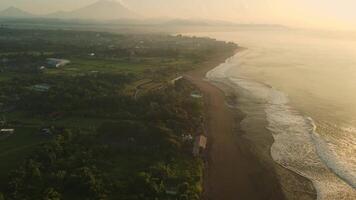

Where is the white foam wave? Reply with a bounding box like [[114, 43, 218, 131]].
[[312, 123, 356, 188], [206, 52, 356, 199]]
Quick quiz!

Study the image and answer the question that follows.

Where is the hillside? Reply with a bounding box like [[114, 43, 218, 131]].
[[46, 0, 139, 20], [0, 6, 34, 18]]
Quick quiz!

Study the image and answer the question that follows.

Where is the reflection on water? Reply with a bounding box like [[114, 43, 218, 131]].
[[195, 29, 356, 199]]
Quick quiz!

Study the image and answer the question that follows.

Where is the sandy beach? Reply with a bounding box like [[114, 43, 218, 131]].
[[185, 50, 316, 200]]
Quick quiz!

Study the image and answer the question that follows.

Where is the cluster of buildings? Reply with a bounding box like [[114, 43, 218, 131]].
[[171, 75, 207, 157], [165, 134, 207, 197], [182, 133, 207, 157]]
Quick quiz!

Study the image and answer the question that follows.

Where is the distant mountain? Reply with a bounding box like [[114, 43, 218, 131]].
[[0, 1, 286, 30], [46, 0, 139, 20], [160, 19, 242, 26], [0, 6, 35, 18]]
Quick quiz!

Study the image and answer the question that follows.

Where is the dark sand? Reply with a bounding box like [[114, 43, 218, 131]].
[[185, 50, 316, 200]]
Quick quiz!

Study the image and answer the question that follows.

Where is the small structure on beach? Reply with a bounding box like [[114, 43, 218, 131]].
[[47, 58, 70, 68], [193, 135, 207, 157]]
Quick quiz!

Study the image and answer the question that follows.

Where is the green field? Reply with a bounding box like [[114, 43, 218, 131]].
[[45, 58, 147, 75], [0, 127, 49, 184]]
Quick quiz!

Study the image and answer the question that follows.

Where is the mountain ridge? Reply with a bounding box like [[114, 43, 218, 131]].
[[46, 0, 139, 20], [0, 0, 139, 20], [0, 6, 35, 18]]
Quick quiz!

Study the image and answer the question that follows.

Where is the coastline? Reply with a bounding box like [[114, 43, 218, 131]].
[[185, 48, 317, 200]]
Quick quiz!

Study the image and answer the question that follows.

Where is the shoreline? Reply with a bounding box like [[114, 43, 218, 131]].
[[185, 49, 316, 200]]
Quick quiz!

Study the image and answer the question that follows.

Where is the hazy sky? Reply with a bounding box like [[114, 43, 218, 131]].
[[1, 0, 356, 30]]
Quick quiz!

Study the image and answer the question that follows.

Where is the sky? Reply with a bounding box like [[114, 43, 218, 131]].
[[0, 0, 356, 30]]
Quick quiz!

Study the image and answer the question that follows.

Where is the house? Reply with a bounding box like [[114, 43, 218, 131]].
[[47, 58, 70, 68], [165, 179, 180, 196], [0, 128, 15, 135], [165, 187, 178, 196], [193, 135, 207, 157], [40, 128, 52, 135], [170, 76, 183, 85], [191, 91, 203, 99], [182, 134, 193, 142], [32, 84, 51, 92]]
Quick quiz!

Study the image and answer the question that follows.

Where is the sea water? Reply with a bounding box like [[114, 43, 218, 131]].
[[191, 29, 356, 199]]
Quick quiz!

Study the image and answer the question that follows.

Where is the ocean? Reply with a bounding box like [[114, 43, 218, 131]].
[[189, 29, 356, 199]]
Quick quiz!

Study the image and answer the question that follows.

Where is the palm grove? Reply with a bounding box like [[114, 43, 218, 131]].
[[0, 28, 237, 200]]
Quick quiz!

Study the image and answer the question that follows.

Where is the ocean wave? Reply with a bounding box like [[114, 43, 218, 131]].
[[312, 123, 356, 188], [206, 52, 356, 199]]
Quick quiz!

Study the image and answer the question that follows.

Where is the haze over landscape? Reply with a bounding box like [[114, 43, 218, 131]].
[[0, 1, 355, 200], [0, 0, 356, 30]]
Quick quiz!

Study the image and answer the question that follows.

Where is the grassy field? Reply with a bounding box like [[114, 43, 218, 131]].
[[0, 127, 49, 185], [45, 58, 146, 75], [42, 57, 193, 77]]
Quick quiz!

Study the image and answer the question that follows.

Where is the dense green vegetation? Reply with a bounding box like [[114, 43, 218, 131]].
[[5, 82, 204, 200], [0, 28, 237, 199]]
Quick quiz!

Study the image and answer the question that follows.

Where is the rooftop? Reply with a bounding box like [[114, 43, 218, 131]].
[[195, 135, 207, 148]]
